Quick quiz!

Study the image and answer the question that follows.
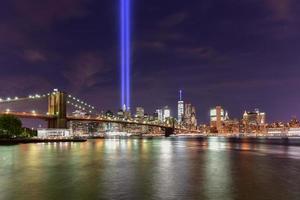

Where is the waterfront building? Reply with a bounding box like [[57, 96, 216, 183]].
[[288, 128, 300, 136], [183, 103, 197, 129], [222, 119, 240, 134], [210, 106, 227, 133], [117, 109, 125, 119], [124, 109, 131, 119], [156, 109, 163, 122], [105, 110, 114, 118], [37, 129, 71, 138], [177, 90, 184, 123], [243, 109, 266, 125], [267, 128, 285, 136], [243, 109, 266, 133], [136, 107, 145, 118], [163, 106, 171, 121], [70, 121, 99, 135], [288, 117, 300, 128]]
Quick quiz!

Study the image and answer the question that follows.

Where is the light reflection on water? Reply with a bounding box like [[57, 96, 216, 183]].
[[1, 138, 300, 200]]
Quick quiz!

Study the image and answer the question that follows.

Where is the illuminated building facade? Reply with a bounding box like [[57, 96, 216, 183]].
[[177, 90, 184, 123], [243, 109, 266, 133], [156, 109, 163, 122], [136, 107, 145, 118], [183, 103, 197, 129], [163, 106, 171, 121], [210, 106, 228, 133]]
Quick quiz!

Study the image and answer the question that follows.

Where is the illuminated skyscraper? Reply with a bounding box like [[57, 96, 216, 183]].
[[243, 109, 266, 126], [156, 109, 163, 122], [178, 90, 184, 123], [183, 103, 197, 128], [210, 106, 227, 133], [163, 106, 171, 121], [136, 107, 144, 118], [242, 109, 266, 134]]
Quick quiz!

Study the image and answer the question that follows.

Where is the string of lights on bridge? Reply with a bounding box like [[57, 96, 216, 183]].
[[0, 92, 49, 116], [66, 94, 96, 114], [0, 89, 97, 115], [0, 94, 45, 102]]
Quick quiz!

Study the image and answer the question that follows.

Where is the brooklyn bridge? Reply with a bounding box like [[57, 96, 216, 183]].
[[0, 89, 200, 136]]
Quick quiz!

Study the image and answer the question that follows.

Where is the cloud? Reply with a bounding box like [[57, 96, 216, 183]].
[[0, 75, 52, 95], [0, 24, 28, 46], [174, 46, 229, 64], [159, 12, 188, 27], [176, 47, 215, 59], [202, 77, 300, 92], [63, 52, 110, 90], [22, 49, 47, 62], [12, 0, 90, 28], [138, 41, 166, 50], [264, 0, 291, 21]]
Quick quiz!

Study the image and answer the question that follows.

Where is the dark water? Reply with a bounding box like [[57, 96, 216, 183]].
[[1, 137, 300, 200]]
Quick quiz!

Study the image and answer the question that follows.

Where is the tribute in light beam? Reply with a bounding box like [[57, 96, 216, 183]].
[[121, 0, 131, 110]]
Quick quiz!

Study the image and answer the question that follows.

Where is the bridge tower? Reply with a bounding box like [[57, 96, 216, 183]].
[[47, 90, 67, 129], [165, 127, 174, 137], [165, 118, 175, 137]]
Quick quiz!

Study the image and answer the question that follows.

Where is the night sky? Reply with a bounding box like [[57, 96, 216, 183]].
[[1, 0, 300, 123]]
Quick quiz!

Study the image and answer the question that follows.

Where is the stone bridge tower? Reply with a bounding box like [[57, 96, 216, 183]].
[[47, 90, 67, 129]]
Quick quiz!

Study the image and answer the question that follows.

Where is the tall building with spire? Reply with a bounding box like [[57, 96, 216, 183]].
[[177, 90, 184, 123]]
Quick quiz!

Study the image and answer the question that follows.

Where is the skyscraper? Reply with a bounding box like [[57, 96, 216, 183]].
[[183, 103, 197, 128], [156, 109, 163, 122], [163, 106, 171, 121], [210, 106, 227, 133], [178, 90, 184, 123], [243, 109, 266, 126], [136, 107, 144, 118], [243, 108, 266, 134]]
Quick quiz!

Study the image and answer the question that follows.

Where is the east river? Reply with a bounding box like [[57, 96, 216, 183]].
[[1, 137, 300, 200]]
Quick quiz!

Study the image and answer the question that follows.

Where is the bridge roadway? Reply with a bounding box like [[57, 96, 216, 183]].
[[0, 112, 200, 134], [0, 112, 171, 129]]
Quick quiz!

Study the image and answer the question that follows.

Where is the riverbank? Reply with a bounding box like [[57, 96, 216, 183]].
[[0, 138, 87, 145]]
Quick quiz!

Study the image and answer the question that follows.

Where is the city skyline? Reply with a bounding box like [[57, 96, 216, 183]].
[[0, 0, 300, 122], [1, 2, 300, 200]]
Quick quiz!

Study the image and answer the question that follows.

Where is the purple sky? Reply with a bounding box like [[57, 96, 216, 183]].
[[0, 0, 300, 123]]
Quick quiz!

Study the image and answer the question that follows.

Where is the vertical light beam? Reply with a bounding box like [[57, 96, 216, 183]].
[[121, 0, 125, 109], [121, 0, 131, 110], [125, 0, 131, 110]]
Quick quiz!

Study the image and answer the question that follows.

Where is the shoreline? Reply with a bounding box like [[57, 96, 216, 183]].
[[1, 136, 300, 146], [0, 138, 87, 145]]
